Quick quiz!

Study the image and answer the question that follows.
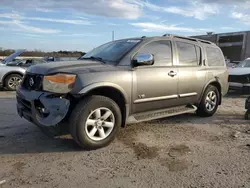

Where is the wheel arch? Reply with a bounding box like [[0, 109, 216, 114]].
[[77, 83, 129, 127], [199, 79, 222, 105]]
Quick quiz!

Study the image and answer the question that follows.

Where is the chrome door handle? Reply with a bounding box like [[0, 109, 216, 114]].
[[168, 71, 177, 77]]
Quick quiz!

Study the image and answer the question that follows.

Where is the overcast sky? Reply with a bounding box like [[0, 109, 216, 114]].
[[0, 0, 249, 52]]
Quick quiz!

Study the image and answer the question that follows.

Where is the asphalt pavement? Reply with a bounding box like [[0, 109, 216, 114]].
[[0, 93, 250, 188]]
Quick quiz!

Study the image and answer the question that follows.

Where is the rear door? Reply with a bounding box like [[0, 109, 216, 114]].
[[174, 40, 207, 105], [132, 39, 179, 113]]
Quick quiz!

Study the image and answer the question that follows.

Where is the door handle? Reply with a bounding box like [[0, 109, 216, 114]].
[[168, 71, 177, 77]]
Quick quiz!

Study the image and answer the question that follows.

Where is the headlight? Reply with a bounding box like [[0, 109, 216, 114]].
[[43, 73, 76, 93]]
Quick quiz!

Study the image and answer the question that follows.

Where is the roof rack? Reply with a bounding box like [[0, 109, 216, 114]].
[[162, 33, 215, 45]]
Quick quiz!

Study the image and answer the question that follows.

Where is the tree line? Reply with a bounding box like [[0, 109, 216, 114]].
[[0, 49, 86, 57]]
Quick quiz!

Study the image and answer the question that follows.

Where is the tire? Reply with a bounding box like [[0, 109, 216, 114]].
[[245, 110, 250, 120], [4, 74, 23, 91], [196, 85, 220, 117], [69, 95, 122, 150]]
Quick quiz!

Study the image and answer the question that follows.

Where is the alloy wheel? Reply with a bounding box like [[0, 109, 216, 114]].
[[205, 91, 217, 112], [8, 77, 22, 90], [85, 107, 115, 141]]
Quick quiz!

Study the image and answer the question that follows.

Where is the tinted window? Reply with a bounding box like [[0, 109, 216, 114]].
[[137, 40, 172, 66], [81, 39, 141, 65], [206, 47, 224, 66], [176, 42, 201, 66], [237, 59, 250, 68]]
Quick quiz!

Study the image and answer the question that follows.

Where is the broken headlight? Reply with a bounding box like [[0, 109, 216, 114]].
[[43, 73, 76, 93]]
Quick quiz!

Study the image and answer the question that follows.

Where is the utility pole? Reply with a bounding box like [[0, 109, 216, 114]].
[[112, 31, 115, 41]]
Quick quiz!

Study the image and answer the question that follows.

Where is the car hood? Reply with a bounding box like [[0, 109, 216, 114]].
[[228, 67, 250, 76], [2, 49, 26, 64], [27, 60, 119, 75]]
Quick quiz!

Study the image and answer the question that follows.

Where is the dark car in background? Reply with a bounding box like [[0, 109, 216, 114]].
[[43, 56, 61, 62], [228, 58, 250, 92]]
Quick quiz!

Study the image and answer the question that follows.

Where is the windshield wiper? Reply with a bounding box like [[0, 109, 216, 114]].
[[81, 56, 106, 64]]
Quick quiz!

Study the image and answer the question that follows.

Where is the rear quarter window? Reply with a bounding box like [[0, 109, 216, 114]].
[[206, 47, 225, 66]]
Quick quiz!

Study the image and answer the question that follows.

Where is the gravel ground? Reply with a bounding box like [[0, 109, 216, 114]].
[[0, 92, 250, 188]]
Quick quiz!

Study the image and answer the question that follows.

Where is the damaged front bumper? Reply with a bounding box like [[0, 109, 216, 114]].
[[16, 87, 70, 128], [228, 74, 250, 91]]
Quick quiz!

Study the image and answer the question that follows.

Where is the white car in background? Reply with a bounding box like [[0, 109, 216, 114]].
[[228, 58, 250, 92], [0, 50, 47, 91]]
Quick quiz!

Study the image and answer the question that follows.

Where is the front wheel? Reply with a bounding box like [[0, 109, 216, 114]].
[[69, 95, 122, 150], [196, 85, 220, 117]]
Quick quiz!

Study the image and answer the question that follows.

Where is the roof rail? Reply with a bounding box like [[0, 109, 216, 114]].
[[162, 33, 215, 45], [197, 39, 213, 44], [174, 35, 197, 42]]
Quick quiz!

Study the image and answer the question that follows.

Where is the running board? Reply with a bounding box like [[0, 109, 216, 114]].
[[126, 105, 197, 124]]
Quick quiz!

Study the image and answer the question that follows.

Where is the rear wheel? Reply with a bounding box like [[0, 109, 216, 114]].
[[196, 85, 219, 117], [69, 95, 122, 150], [5, 74, 22, 91]]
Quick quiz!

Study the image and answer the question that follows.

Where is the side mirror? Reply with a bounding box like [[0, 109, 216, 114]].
[[133, 53, 154, 66]]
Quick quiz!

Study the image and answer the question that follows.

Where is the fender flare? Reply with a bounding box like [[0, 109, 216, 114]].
[[199, 78, 222, 105], [78, 82, 129, 104]]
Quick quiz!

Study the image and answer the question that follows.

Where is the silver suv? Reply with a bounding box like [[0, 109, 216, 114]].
[[16, 34, 229, 149]]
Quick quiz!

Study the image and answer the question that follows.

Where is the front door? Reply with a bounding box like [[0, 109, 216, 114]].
[[132, 39, 179, 113]]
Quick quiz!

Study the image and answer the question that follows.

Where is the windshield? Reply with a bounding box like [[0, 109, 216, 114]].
[[6, 59, 24, 65], [6, 59, 46, 66], [79, 39, 141, 64], [237, 59, 250, 67]]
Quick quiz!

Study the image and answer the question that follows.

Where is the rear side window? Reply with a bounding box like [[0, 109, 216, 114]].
[[176, 42, 201, 66], [137, 40, 172, 66], [206, 47, 225, 66]]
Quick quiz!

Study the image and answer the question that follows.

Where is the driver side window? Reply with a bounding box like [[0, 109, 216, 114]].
[[136, 40, 173, 66]]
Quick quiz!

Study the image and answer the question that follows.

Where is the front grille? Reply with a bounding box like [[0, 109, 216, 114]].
[[228, 75, 250, 84], [22, 73, 43, 91]]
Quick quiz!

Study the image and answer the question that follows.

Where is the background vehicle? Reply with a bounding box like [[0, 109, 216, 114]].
[[17, 35, 229, 149], [228, 58, 250, 92], [7, 58, 47, 67], [43, 56, 61, 62], [0, 50, 27, 91], [0, 50, 47, 90]]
